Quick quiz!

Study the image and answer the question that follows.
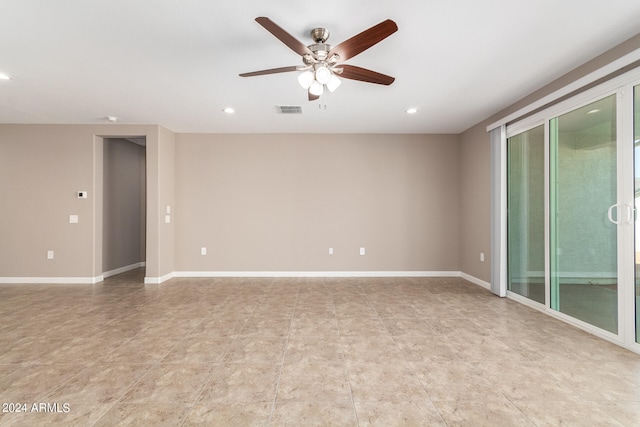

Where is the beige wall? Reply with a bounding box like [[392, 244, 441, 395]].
[[0, 124, 170, 281], [174, 133, 460, 272], [2, 34, 638, 282], [458, 124, 491, 281]]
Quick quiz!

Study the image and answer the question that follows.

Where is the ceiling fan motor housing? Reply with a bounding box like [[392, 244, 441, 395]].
[[310, 27, 330, 43]]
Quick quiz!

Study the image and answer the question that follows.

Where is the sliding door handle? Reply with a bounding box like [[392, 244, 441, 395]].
[[625, 204, 634, 224], [607, 204, 621, 225], [607, 204, 634, 225]]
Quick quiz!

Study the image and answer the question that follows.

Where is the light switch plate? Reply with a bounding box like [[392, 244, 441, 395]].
[[69, 214, 79, 223]]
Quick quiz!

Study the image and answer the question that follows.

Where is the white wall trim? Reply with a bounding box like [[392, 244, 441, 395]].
[[144, 271, 175, 284], [103, 262, 146, 279], [460, 272, 492, 291], [0, 271, 495, 290], [173, 270, 462, 278], [0, 276, 104, 284]]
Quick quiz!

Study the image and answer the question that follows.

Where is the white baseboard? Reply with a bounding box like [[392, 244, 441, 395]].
[[103, 262, 145, 279], [173, 271, 462, 278], [460, 272, 492, 291], [0, 270, 493, 290], [144, 271, 175, 284], [0, 276, 104, 284]]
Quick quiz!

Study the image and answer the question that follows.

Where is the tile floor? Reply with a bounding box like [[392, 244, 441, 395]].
[[1, 269, 639, 426]]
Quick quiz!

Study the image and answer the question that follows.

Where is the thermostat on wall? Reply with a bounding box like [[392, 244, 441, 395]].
[[77, 191, 88, 199]]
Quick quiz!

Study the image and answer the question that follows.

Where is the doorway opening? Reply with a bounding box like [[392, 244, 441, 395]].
[[103, 137, 147, 280]]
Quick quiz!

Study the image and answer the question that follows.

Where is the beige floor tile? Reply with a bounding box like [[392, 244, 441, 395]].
[[0, 403, 111, 427], [284, 335, 344, 363], [433, 398, 534, 427], [98, 334, 181, 363], [93, 402, 190, 426], [184, 402, 272, 426], [347, 360, 428, 401], [277, 360, 351, 402], [0, 363, 82, 403], [478, 361, 583, 402], [354, 400, 446, 426], [341, 335, 403, 362], [120, 363, 217, 404], [238, 318, 292, 337], [596, 401, 640, 426], [1, 272, 639, 426], [223, 336, 287, 364], [0, 337, 62, 364], [333, 303, 379, 318], [289, 317, 340, 336], [411, 360, 507, 402], [513, 400, 624, 426], [160, 336, 232, 364], [198, 362, 280, 403], [394, 336, 460, 362], [337, 317, 390, 336], [188, 318, 246, 337], [270, 401, 357, 426], [44, 363, 153, 405]]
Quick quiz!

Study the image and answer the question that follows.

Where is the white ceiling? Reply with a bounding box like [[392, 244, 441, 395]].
[[1, 0, 640, 134]]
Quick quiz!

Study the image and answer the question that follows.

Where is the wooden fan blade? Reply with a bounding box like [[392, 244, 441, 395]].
[[255, 17, 313, 56], [338, 64, 395, 85], [329, 19, 397, 61], [308, 89, 319, 101], [239, 66, 299, 77]]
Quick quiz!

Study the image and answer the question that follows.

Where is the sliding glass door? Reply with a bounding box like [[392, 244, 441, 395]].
[[549, 95, 618, 334], [507, 125, 545, 304], [504, 72, 640, 351]]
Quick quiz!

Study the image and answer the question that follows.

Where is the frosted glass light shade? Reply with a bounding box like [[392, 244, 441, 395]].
[[309, 80, 324, 96], [326, 74, 341, 92], [314, 66, 331, 85], [298, 70, 314, 89]]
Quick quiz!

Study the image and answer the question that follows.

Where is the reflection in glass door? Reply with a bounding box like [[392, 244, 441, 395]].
[[549, 94, 618, 334], [507, 125, 545, 304]]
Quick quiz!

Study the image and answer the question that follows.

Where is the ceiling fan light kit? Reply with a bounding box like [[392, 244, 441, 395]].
[[240, 17, 397, 101]]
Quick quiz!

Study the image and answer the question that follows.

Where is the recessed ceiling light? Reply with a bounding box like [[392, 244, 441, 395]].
[[406, 108, 418, 114], [0, 73, 11, 80], [223, 107, 235, 114]]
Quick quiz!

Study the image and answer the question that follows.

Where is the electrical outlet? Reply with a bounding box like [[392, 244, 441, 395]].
[[47, 250, 54, 260], [201, 247, 207, 255], [328, 248, 333, 255], [360, 247, 365, 256], [480, 252, 485, 262], [69, 214, 79, 223]]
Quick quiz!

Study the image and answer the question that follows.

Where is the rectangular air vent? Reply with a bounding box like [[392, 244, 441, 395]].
[[276, 105, 303, 114]]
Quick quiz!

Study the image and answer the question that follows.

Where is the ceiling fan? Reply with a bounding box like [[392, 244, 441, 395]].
[[239, 17, 398, 101]]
